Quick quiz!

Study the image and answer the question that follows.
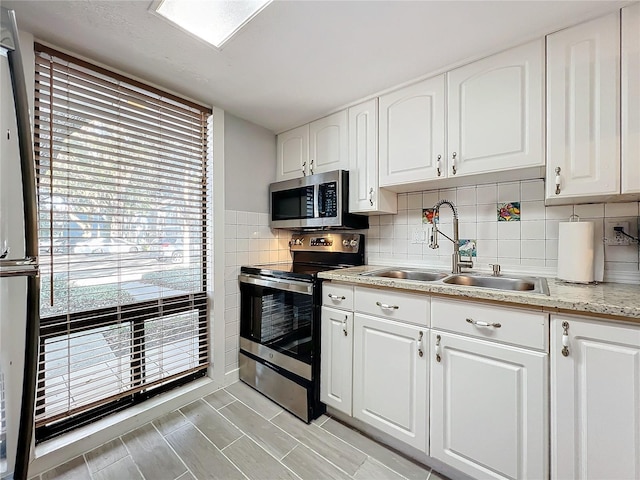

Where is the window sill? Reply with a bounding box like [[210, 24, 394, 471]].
[[30, 376, 220, 476]]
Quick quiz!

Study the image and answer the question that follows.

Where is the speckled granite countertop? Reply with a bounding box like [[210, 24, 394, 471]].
[[319, 265, 640, 321]]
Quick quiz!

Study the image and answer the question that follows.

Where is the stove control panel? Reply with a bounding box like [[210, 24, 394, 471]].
[[289, 233, 363, 253]]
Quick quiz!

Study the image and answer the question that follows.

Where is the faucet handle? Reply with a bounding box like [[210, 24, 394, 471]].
[[489, 264, 501, 276]]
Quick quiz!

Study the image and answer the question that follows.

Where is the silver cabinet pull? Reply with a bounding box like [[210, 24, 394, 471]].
[[555, 166, 562, 195], [417, 331, 424, 357], [376, 301, 399, 310], [327, 293, 346, 301], [466, 318, 501, 328], [310, 159, 314, 175], [302, 161, 307, 175], [343, 315, 348, 337], [435, 334, 441, 362], [451, 152, 457, 175], [436, 154, 442, 177], [561, 321, 570, 356], [369, 187, 374, 206]]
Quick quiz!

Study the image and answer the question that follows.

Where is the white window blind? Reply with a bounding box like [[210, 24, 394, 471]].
[[33, 44, 211, 439]]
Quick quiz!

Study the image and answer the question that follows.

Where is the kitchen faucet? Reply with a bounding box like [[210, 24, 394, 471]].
[[428, 199, 473, 274]]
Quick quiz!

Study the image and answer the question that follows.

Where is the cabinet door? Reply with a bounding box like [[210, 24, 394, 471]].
[[622, 3, 640, 194], [430, 331, 547, 480], [551, 315, 640, 480], [320, 307, 353, 415], [447, 40, 544, 177], [309, 110, 348, 175], [353, 314, 428, 451], [276, 124, 309, 181], [546, 13, 620, 200], [379, 75, 446, 187], [348, 99, 397, 214]]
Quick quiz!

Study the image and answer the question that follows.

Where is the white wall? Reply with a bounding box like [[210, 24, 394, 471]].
[[224, 113, 276, 213]]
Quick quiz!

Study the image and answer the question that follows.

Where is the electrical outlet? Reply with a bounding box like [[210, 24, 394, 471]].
[[412, 227, 426, 244], [604, 221, 632, 246]]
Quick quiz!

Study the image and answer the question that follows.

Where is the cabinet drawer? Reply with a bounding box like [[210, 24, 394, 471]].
[[322, 283, 354, 310], [431, 298, 548, 350], [355, 286, 429, 327]]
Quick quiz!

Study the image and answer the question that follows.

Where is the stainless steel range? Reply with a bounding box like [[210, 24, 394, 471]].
[[238, 232, 364, 422]]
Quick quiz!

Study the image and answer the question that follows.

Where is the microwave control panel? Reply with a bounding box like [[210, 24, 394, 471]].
[[318, 182, 337, 217]]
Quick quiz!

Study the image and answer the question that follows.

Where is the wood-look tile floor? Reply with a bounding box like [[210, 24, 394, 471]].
[[32, 381, 448, 480]]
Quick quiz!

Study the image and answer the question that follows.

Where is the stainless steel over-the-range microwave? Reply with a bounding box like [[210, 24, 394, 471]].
[[269, 170, 368, 230]]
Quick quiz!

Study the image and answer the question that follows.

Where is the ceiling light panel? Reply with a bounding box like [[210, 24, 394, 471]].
[[154, 0, 270, 49]]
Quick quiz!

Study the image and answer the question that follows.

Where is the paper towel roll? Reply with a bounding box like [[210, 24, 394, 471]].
[[557, 220, 595, 283]]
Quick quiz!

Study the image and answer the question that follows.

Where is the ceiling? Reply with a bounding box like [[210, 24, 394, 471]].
[[4, 0, 628, 133]]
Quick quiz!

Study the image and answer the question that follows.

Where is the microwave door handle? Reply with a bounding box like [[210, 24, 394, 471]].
[[315, 184, 322, 217]]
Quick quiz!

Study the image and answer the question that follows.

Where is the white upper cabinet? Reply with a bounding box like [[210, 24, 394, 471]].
[[379, 41, 544, 192], [551, 315, 640, 480], [276, 124, 310, 181], [379, 74, 446, 187], [309, 110, 348, 175], [447, 40, 544, 177], [276, 111, 348, 181], [546, 13, 621, 202], [348, 99, 397, 214], [622, 3, 640, 194]]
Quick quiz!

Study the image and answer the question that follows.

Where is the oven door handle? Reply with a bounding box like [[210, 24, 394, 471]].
[[239, 274, 313, 295]]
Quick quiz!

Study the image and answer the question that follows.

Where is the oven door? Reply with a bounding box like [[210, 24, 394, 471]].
[[239, 274, 315, 379]]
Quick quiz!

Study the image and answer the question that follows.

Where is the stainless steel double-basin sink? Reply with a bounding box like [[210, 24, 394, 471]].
[[361, 268, 550, 295]]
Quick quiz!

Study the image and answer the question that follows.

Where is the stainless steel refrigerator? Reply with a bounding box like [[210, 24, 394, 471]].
[[0, 8, 40, 480]]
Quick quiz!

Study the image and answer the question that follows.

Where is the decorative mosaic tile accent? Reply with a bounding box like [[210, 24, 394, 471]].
[[459, 239, 477, 257], [422, 208, 439, 224], [497, 202, 521, 221]]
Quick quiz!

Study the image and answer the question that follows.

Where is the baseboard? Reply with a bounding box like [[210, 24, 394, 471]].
[[224, 367, 240, 385], [30, 377, 220, 476]]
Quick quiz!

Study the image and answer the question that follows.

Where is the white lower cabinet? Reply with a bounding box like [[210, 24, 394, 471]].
[[320, 306, 353, 415], [352, 313, 428, 452], [430, 330, 548, 479], [551, 315, 640, 480]]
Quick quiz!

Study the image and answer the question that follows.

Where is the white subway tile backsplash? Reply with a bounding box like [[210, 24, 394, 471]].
[[498, 182, 520, 203], [545, 205, 574, 220], [521, 220, 545, 240], [545, 220, 560, 240], [520, 201, 546, 220], [605, 202, 639, 217], [457, 205, 477, 223], [457, 186, 477, 206], [477, 222, 498, 240], [521, 240, 546, 259], [397, 193, 408, 210], [395, 210, 408, 225], [520, 180, 545, 201], [477, 203, 496, 222], [439, 188, 456, 203], [545, 239, 559, 260], [574, 203, 605, 218], [497, 239, 520, 259], [478, 239, 498, 258], [476, 184, 497, 204], [497, 221, 521, 240], [408, 192, 422, 209], [422, 191, 439, 208]]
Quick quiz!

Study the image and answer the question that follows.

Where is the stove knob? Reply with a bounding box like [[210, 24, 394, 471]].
[[296, 239, 303, 245], [350, 240, 358, 248], [342, 239, 350, 247]]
